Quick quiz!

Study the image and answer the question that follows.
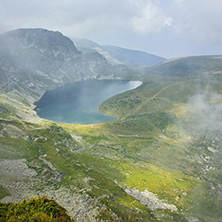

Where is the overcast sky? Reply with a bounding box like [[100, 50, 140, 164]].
[[0, 0, 222, 58]]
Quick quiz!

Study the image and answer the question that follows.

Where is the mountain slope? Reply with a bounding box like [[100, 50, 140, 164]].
[[103, 45, 166, 66], [73, 37, 166, 67], [72, 37, 101, 52], [144, 55, 222, 77], [0, 29, 131, 102], [1, 28, 222, 221], [99, 62, 222, 221]]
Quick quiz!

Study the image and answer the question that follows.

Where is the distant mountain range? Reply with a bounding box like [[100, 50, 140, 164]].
[[73, 37, 167, 67]]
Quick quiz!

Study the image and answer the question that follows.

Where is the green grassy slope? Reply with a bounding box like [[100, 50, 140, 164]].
[[0, 93, 157, 221], [144, 55, 222, 77], [1, 56, 222, 221], [99, 73, 222, 221]]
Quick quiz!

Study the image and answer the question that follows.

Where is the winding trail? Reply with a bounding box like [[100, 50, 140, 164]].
[[124, 76, 206, 119]]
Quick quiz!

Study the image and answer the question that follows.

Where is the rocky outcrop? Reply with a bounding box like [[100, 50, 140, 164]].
[[125, 188, 178, 211]]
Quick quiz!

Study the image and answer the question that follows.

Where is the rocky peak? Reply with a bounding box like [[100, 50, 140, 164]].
[[0, 28, 81, 73], [0, 28, 80, 55]]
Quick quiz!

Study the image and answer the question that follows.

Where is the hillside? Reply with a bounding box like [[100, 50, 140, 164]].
[[144, 55, 222, 77], [73, 37, 166, 67], [0, 28, 131, 103], [0, 29, 222, 221], [102, 45, 166, 67]]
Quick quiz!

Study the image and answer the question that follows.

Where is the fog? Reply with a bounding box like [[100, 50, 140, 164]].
[[188, 92, 222, 133]]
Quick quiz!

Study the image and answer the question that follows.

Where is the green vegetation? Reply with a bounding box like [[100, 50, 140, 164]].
[[1, 56, 222, 221], [0, 186, 10, 200], [0, 197, 74, 221]]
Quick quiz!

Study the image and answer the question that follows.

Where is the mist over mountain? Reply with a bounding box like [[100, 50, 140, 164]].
[[1, 27, 222, 221], [0, 28, 131, 101], [73, 37, 166, 67]]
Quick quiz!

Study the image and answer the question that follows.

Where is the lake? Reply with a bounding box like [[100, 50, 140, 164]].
[[34, 79, 142, 124]]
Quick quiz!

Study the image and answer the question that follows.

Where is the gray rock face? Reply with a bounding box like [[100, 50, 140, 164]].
[[0, 28, 130, 102], [0, 29, 78, 79]]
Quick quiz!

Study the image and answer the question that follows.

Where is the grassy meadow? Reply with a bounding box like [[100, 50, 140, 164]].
[[1, 57, 222, 221]]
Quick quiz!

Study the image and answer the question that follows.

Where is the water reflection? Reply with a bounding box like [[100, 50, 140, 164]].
[[35, 80, 142, 124]]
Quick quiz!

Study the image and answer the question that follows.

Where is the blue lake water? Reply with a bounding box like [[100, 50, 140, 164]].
[[34, 79, 142, 124]]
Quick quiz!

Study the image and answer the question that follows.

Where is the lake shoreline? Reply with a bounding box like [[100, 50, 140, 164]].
[[34, 79, 142, 124]]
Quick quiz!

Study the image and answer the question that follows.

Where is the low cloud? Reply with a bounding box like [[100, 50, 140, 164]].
[[188, 92, 222, 133], [130, 1, 173, 34], [171, 0, 222, 44]]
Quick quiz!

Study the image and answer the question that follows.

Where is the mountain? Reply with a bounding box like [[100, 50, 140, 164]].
[[1, 28, 222, 221], [102, 45, 167, 66], [72, 37, 101, 52], [144, 55, 222, 77], [73, 37, 166, 67], [0, 29, 131, 102]]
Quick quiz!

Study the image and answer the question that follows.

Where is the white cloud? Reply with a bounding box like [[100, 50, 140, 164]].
[[0, 0, 222, 57], [0, 0, 134, 36], [0, 0, 173, 36], [171, 0, 222, 44], [129, 0, 173, 34]]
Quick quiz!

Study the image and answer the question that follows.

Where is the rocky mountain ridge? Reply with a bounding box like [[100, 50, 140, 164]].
[[73, 37, 166, 67], [0, 28, 131, 103]]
